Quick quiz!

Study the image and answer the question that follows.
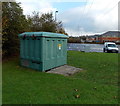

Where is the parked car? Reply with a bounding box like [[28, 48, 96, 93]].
[[103, 42, 119, 53]]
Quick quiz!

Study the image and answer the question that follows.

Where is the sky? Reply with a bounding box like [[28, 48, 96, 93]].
[[16, 0, 120, 36]]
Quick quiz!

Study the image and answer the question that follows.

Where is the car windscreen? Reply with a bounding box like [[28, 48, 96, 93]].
[[108, 44, 116, 47]]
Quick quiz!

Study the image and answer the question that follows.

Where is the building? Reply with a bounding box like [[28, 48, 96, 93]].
[[98, 31, 120, 43], [86, 31, 120, 43], [86, 35, 100, 43]]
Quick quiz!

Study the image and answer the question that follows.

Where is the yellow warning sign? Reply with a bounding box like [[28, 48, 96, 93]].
[[58, 44, 62, 50], [58, 44, 61, 47]]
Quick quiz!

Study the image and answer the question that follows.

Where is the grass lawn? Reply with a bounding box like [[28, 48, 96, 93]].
[[3, 51, 119, 104]]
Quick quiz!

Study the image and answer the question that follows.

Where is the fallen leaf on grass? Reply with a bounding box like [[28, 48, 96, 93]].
[[113, 96, 117, 99], [93, 87, 97, 90], [16, 66, 20, 68], [74, 89, 78, 92], [74, 95, 80, 98]]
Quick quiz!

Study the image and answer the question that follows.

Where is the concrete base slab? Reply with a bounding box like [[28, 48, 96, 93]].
[[46, 65, 82, 76]]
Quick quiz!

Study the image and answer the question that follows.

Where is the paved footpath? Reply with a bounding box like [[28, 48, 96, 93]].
[[46, 65, 82, 76]]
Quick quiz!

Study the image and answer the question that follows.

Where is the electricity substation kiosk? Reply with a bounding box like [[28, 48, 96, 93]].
[[18, 32, 68, 71]]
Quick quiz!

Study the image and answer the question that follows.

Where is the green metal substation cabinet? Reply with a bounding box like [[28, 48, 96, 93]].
[[18, 32, 68, 71]]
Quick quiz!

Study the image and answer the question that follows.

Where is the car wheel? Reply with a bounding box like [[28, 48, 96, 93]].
[[107, 49, 109, 53], [103, 48, 105, 52]]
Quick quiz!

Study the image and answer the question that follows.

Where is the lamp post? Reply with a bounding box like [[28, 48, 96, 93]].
[[55, 11, 58, 21]]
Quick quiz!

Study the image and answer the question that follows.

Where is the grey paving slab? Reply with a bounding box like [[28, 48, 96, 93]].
[[46, 65, 82, 76]]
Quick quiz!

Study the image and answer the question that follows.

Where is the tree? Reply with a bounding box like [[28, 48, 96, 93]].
[[2, 3, 68, 58], [40, 12, 57, 32], [27, 12, 41, 31], [27, 12, 68, 35], [2, 2, 29, 57]]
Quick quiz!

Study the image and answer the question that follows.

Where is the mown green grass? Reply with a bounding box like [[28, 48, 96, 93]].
[[2, 51, 118, 104], [68, 51, 118, 86]]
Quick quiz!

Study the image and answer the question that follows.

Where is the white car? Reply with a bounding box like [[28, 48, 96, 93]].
[[103, 42, 119, 53]]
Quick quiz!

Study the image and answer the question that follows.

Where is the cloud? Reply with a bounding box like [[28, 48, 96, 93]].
[[17, 0, 56, 15], [16, 0, 119, 36], [58, 0, 119, 36]]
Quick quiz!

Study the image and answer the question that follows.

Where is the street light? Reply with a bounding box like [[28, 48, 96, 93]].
[[55, 11, 58, 21]]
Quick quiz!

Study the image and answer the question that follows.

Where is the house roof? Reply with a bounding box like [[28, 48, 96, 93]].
[[101, 31, 120, 37]]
